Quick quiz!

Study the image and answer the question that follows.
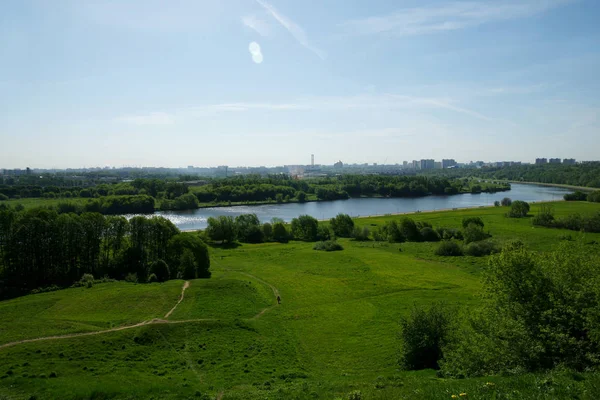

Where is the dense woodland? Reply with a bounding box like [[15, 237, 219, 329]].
[[422, 162, 600, 188], [0, 204, 210, 299]]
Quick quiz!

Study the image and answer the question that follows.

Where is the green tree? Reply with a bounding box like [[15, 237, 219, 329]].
[[329, 213, 354, 237], [291, 215, 319, 241], [507, 200, 530, 218], [501, 197, 512, 206], [399, 217, 421, 242], [296, 191, 307, 202], [462, 217, 484, 229], [150, 259, 170, 282], [206, 216, 236, 243], [234, 214, 264, 243], [272, 222, 289, 243], [167, 233, 211, 278]]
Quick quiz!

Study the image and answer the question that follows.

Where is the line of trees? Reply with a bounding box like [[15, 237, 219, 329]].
[[0, 204, 210, 299]]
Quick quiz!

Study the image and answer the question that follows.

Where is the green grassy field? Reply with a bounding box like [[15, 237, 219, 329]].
[[1, 201, 600, 399]]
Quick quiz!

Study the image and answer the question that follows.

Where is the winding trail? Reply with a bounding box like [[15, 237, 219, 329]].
[[164, 281, 190, 318], [0, 272, 282, 351]]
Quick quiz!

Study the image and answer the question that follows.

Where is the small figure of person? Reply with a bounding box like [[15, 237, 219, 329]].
[[276, 295, 281, 304]]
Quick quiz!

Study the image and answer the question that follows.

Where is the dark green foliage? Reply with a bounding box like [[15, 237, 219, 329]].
[[272, 222, 289, 243], [167, 233, 211, 278], [352, 226, 370, 241], [315, 187, 349, 201], [261, 223, 273, 241], [399, 217, 421, 242], [296, 191, 307, 202], [206, 216, 236, 243], [434, 241, 464, 256], [501, 197, 512, 206], [436, 227, 463, 241], [399, 303, 454, 370], [564, 191, 588, 201], [464, 240, 500, 256], [313, 240, 343, 252], [329, 214, 355, 237], [420, 227, 440, 242], [147, 273, 158, 283], [234, 214, 264, 243], [588, 191, 600, 203], [291, 215, 319, 241], [160, 193, 199, 211], [316, 225, 332, 241], [383, 221, 406, 243], [441, 243, 600, 377], [551, 212, 600, 233], [150, 260, 170, 282], [463, 224, 489, 244], [494, 200, 500, 207], [507, 200, 530, 218], [179, 250, 196, 280], [462, 217, 484, 229], [0, 194, 8, 201]]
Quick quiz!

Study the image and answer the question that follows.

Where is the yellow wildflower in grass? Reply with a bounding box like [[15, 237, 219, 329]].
[[451, 396, 458, 399], [459, 393, 468, 397]]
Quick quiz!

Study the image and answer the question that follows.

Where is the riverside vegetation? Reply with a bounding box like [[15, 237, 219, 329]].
[[1, 201, 600, 399]]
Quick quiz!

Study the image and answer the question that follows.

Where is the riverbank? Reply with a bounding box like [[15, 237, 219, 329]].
[[504, 181, 595, 192]]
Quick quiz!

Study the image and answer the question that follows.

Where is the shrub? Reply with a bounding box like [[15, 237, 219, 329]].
[[464, 240, 500, 257], [291, 215, 319, 241], [507, 200, 530, 218], [352, 226, 370, 241], [463, 224, 488, 244], [436, 227, 463, 241], [206, 216, 236, 243], [329, 213, 355, 237], [435, 241, 463, 256], [462, 217, 484, 229], [564, 191, 588, 201], [313, 240, 343, 252], [79, 274, 94, 288], [0, 194, 8, 201], [399, 303, 454, 370], [316, 225, 332, 241], [235, 214, 264, 243], [501, 197, 512, 206], [262, 223, 273, 241], [532, 204, 555, 227], [124, 273, 138, 283], [147, 273, 158, 283], [420, 227, 440, 242], [399, 217, 421, 242], [588, 191, 600, 203], [150, 260, 170, 282], [494, 200, 500, 207], [385, 221, 405, 243], [272, 222, 289, 243]]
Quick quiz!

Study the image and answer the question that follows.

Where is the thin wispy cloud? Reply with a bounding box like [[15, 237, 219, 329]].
[[256, 0, 326, 59], [340, 0, 575, 37], [242, 15, 270, 37], [115, 93, 492, 124]]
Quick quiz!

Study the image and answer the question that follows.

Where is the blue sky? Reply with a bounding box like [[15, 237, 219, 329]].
[[1, 0, 599, 168]]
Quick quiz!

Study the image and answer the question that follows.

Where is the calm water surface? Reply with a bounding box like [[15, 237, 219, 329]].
[[146, 184, 571, 231]]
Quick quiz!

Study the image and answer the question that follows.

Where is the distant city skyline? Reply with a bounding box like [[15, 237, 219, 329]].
[[2, 0, 599, 168]]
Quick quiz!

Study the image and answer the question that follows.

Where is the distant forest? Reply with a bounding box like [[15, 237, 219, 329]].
[[421, 162, 600, 188]]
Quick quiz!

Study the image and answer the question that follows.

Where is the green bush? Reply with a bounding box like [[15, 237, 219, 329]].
[[501, 197, 512, 206], [124, 273, 138, 283], [291, 215, 319, 241], [147, 273, 158, 283], [150, 260, 170, 282], [420, 227, 440, 242], [462, 217, 484, 229], [352, 226, 370, 241], [0, 193, 8, 201], [399, 217, 421, 242], [399, 303, 454, 370], [463, 224, 489, 244], [564, 191, 588, 201], [464, 240, 499, 257], [434, 241, 463, 256], [507, 200, 530, 218], [532, 204, 555, 227], [494, 200, 500, 207], [330, 213, 355, 237], [313, 240, 343, 252], [316, 225, 332, 241], [589, 191, 600, 203], [272, 222, 289, 243]]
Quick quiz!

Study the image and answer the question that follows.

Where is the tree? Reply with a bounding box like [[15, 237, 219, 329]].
[[463, 224, 488, 244], [329, 213, 354, 237], [291, 215, 319, 241], [234, 214, 264, 243], [262, 223, 273, 241], [507, 200, 530, 218], [494, 200, 500, 207], [296, 191, 307, 202], [275, 193, 284, 203], [272, 222, 289, 242], [420, 227, 440, 242], [179, 249, 197, 280], [399, 217, 421, 242], [150, 259, 170, 282], [501, 197, 512, 207], [206, 216, 236, 243], [385, 221, 405, 243], [167, 233, 211, 278]]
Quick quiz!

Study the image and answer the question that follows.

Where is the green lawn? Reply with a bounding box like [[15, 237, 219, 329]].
[[1, 201, 600, 399]]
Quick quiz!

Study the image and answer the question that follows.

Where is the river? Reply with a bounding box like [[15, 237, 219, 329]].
[[149, 183, 572, 231]]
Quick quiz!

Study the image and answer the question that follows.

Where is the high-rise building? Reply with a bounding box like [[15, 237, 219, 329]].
[[420, 159, 435, 170], [549, 158, 561, 164], [442, 159, 457, 168], [535, 158, 548, 165], [563, 158, 576, 165], [434, 161, 442, 169], [403, 161, 408, 168]]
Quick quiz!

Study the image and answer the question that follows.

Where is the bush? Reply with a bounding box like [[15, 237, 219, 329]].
[[150, 260, 170, 282], [0, 194, 8, 201], [501, 197, 512, 206], [564, 191, 588, 201], [532, 204, 555, 227], [494, 200, 500, 207], [352, 226, 370, 241], [399, 303, 454, 370], [464, 240, 500, 257], [79, 274, 94, 288], [316, 225, 332, 241], [313, 240, 343, 252], [436, 227, 463, 241], [330, 213, 355, 237], [124, 273, 138, 283], [399, 217, 421, 242], [420, 227, 440, 242], [507, 200, 530, 218], [206, 216, 236, 243], [385, 221, 405, 243], [462, 217, 484, 229], [147, 273, 158, 283], [434, 241, 463, 256], [272, 222, 289, 243], [235, 214, 264, 243], [291, 215, 319, 241], [588, 191, 600, 203], [463, 224, 488, 244], [262, 223, 273, 241]]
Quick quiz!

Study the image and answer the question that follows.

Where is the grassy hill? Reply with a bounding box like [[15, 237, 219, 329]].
[[1, 201, 600, 399]]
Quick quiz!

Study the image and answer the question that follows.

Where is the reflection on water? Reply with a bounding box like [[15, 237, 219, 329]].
[[126, 184, 572, 231]]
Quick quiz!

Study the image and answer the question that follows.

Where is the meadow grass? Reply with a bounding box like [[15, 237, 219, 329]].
[[1, 201, 600, 399]]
